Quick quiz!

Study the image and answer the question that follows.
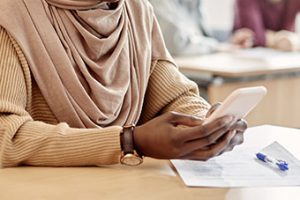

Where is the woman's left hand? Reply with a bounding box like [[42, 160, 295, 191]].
[[272, 30, 300, 52]]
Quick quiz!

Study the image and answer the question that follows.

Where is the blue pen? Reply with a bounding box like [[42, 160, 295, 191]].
[[256, 152, 289, 171]]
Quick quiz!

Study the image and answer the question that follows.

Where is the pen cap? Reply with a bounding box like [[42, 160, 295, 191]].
[[256, 153, 266, 161]]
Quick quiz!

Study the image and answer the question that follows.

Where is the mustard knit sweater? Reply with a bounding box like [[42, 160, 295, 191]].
[[0, 26, 209, 167]]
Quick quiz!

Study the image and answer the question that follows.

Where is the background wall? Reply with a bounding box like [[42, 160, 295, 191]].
[[201, 0, 235, 41], [201, 0, 235, 31]]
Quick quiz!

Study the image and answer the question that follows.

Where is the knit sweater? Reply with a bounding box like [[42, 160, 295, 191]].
[[0, 26, 209, 168]]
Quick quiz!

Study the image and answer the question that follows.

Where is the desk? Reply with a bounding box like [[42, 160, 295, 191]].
[[175, 50, 300, 128], [0, 125, 299, 200]]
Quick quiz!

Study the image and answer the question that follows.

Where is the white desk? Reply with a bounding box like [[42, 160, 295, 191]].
[[176, 50, 300, 128], [0, 125, 299, 200]]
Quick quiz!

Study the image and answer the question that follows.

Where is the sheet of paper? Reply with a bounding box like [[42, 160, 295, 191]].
[[171, 142, 300, 187], [233, 48, 300, 68], [234, 48, 290, 60]]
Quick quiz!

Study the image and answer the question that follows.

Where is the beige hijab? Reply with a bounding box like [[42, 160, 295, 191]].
[[0, 0, 173, 128]]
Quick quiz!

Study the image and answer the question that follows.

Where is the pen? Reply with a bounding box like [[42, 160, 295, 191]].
[[256, 152, 289, 171]]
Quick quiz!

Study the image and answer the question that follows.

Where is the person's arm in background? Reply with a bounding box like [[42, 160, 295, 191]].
[[149, 0, 219, 56]]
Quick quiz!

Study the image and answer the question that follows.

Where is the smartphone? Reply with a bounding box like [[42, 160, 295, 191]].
[[203, 86, 267, 125]]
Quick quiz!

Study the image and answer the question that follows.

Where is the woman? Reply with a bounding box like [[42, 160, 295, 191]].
[[232, 0, 300, 51], [0, 0, 246, 167]]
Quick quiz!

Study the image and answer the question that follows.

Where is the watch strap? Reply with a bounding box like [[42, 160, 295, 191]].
[[121, 125, 135, 154]]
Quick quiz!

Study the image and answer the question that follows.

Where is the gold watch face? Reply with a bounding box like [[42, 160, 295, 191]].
[[121, 153, 143, 166]]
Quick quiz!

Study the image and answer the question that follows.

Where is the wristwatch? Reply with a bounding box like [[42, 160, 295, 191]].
[[120, 125, 143, 166]]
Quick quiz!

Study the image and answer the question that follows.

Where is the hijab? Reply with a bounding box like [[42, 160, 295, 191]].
[[0, 0, 173, 128]]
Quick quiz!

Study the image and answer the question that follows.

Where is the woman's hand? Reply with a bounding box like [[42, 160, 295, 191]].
[[231, 28, 255, 48], [266, 30, 300, 51], [133, 109, 247, 161], [206, 103, 247, 155], [272, 30, 300, 51]]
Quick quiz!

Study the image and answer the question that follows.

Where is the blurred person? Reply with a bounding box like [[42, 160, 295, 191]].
[[232, 0, 300, 51], [149, 0, 232, 56]]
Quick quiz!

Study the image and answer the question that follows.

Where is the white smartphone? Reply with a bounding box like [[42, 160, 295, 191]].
[[203, 86, 267, 125]]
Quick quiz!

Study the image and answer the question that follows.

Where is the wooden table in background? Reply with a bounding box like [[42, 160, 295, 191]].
[[176, 51, 300, 128], [0, 125, 299, 200]]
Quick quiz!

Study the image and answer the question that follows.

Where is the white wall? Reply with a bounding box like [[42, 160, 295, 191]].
[[201, 0, 235, 41], [202, 0, 235, 30]]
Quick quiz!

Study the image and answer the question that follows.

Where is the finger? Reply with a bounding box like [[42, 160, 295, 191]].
[[219, 135, 244, 156], [205, 103, 221, 118], [181, 131, 236, 160], [181, 128, 236, 155], [229, 132, 244, 146], [218, 130, 240, 156], [230, 119, 248, 132], [218, 145, 235, 156], [164, 111, 202, 127], [178, 115, 234, 142]]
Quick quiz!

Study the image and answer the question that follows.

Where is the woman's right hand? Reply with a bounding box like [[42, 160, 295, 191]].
[[133, 111, 237, 161]]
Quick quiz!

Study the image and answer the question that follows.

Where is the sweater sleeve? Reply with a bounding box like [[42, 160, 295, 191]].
[[139, 60, 210, 124], [0, 27, 122, 168]]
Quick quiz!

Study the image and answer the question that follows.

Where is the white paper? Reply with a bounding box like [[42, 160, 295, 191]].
[[171, 142, 300, 187], [233, 48, 300, 68]]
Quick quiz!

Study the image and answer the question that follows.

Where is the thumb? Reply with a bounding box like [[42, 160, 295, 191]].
[[206, 103, 221, 118]]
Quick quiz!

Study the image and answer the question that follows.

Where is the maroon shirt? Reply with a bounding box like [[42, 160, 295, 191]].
[[234, 0, 300, 46]]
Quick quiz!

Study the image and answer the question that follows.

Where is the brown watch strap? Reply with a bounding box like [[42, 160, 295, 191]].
[[121, 125, 135, 154]]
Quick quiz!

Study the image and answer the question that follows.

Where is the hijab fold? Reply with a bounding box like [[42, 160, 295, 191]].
[[0, 0, 173, 128]]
